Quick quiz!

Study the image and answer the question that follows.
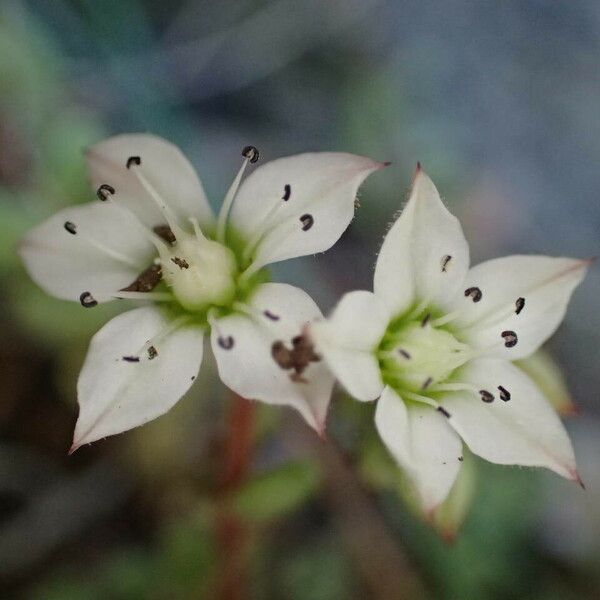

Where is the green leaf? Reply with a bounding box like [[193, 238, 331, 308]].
[[231, 459, 322, 523]]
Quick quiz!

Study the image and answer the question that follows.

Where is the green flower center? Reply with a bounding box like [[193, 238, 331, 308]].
[[160, 235, 239, 312], [378, 309, 471, 398]]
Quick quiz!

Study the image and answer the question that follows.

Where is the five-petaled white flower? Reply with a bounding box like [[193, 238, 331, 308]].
[[311, 165, 590, 512], [19, 134, 385, 451]]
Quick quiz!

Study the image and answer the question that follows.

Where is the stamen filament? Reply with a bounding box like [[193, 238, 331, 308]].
[[106, 198, 170, 255], [75, 232, 141, 270], [429, 382, 479, 394], [241, 201, 284, 263], [430, 310, 463, 328], [216, 156, 250, 243], [403, 391, 439, 408], [129, 166, 185, 240], [128, 315, 192, 359], [111, 291, 173, 301], [232, 301, 282, 335]]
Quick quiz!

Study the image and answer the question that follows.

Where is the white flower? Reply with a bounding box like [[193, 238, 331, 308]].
[[19, 134, 385, 451], [311, 166, 590, 512]]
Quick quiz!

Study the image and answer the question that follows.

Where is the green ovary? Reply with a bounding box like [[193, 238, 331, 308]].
[[160, 235, 239, 312], [379, 320, 470, 395]]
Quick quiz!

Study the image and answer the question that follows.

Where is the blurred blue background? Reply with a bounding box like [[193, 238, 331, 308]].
[[1, 1, 599, 598]]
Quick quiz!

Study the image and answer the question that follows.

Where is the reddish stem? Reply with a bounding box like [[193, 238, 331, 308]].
[[215, 394, 256, 600]]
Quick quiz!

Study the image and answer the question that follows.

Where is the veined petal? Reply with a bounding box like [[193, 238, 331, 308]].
[[440, 359, 578, 480], [374, 168, 469, 315], [375, 386, 463, 512], [18, 202, 156, 303], [211, 283, 333, 433], [310, 291, 389, 401], [86, 133, 214, 230], [229, 152, 385, 270], [454, 255, 589, 360], [73, 307, 204, 451]]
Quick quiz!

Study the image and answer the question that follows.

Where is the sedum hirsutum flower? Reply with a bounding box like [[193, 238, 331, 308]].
[[311, 165, 590, 512], [19, 134, 385, 451]]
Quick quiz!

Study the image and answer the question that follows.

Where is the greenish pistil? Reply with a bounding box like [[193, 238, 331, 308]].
[[378, 315, 471, 396]]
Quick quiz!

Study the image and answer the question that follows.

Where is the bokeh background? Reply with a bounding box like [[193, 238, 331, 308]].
[[1, 1, 599, 598]]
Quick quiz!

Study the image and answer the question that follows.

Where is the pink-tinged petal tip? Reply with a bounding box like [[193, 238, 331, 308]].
[[572, 471, 586, 490], [68, 443, 80, 456], [559, 401, 579, 417]]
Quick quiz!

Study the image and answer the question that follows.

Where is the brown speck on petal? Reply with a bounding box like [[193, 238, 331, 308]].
[[479, 389, 494, 403], [498, 385, 511, 402], [464, 287, 482, 302], [300, 214, 314, 231], [241, 145, 259, 163], [147, 346, 158, 360], [121, 264, 162, 293], [272, 335, 320, 383], [515, 297, 525, 315], [79, 291, 98, 308], [153, 224, 176, 244], [126, 156, 141, 169], [64, 221, 77, 235], [501, 330, 518, 348], [441, 255, 452, 272], [171, 257, 189, 269], [218, 336, 234, 350], [96, 184, 115, 201]]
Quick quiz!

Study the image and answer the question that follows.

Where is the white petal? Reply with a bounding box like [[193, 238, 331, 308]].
[[86, 133, 214, 230], [375, 386, 463, 511], [440, 358, 578, 480], [229, 152, 385, 270], [73, 307, 204, 450], [310, 291, 389, 401], [454, 255, 589, 360], [18, 202, 156, 303], [211, 283, 333, 433], [374, 168, 469, 315]]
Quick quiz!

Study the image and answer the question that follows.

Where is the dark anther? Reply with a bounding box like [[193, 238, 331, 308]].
[[171, 257, 189, 269], [498, 385, 511, 402], [464, 286, 483, 302], [501, 330, 518, 348], [515, 297, 525, 315], [121, 264, 162, 293], [96, 184, 115, 201], [422, 376, 433, 390], [126, 156, 141, 169], [272, 335, 321, 383], [122, 356, 140, 363], [421, 313, 431, 327], [79, 291, 98, 308], [153, 224, 176, 244], [64, 221, 77, 235], [282, 184, 291, 201], [458, 456, 464, 461], [437, 406, 451, 419], [479, 389, 494, 403], [147, 346, 158, 360], [398, 349, 411, 359], [241, 145, 259, 163], [300, 214, 314, 231], [441, 255, 452, 272], [218, 336, 235, 350], [263, 310, 280, 321]]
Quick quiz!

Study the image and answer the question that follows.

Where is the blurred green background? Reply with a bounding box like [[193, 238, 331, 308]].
[[1, 1, 599, 598]]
